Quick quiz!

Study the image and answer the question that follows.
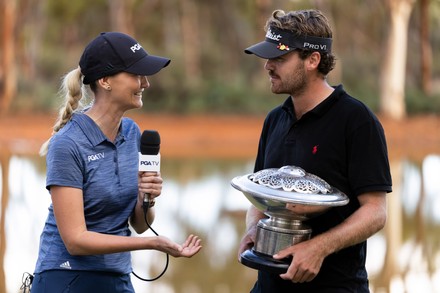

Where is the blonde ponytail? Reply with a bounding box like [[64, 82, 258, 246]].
[[39, 67, 89, 156]]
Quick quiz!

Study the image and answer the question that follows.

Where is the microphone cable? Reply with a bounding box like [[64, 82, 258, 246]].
[[132, 197, 169, 282]]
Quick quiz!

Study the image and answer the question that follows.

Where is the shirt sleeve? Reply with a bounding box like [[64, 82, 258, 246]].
[[46, 135, 84, 191], [254, 114, 271, 172], [347, 115, 392, 196]]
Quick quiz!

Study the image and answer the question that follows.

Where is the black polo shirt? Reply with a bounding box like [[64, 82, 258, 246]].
[[252, 85, 392, 292]]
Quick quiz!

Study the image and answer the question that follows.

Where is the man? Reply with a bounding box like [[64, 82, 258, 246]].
[[238, 9, 392, 292]]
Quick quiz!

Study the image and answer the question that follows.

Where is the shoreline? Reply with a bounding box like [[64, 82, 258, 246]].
[[0, 113, 439, 161]]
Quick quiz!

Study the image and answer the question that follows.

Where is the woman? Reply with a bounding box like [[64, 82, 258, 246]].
[[31, 32, 202, 292]]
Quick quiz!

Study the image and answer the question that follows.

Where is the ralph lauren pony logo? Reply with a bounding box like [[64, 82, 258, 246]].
[[312, 145, 319, 155]]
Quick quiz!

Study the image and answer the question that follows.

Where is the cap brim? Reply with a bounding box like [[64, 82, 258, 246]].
[[125, 54, 171, 76], [244, 41, 290, 59]]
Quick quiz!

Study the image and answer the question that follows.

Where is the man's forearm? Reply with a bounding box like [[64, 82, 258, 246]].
[[311, 192, 387, 256], [245, 205, 266, 232]]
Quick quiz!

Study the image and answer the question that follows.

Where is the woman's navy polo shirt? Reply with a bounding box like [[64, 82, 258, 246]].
[[34, 113, 141, 274], [252, 85, 392, 292]]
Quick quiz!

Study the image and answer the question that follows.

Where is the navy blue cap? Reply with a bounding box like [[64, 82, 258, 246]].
[[79, 32, 171, 84]]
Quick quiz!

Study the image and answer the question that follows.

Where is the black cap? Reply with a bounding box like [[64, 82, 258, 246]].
[[245, 27, 332, 59], [80, 32, 171, 84]]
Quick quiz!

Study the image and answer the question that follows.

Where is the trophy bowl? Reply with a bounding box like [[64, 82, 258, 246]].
[[231, 166, 349, 274]]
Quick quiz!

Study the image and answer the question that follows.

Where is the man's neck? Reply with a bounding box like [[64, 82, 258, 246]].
[[291, 81, 334, 119]]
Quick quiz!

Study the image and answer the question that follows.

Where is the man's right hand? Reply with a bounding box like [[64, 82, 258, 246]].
[[237, 225, 257, 261]]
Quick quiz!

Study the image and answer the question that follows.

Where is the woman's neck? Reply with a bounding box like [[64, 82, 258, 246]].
[[85, 108, 122, 142]]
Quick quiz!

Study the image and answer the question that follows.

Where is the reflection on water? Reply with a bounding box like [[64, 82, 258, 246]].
[[1, 154, 440, 293]]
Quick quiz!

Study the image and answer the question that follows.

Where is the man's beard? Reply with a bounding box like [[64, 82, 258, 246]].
[[270, 61, 307, 96]]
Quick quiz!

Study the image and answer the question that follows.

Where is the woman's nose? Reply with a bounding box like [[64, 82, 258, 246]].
[[141, 76, 150, 88]]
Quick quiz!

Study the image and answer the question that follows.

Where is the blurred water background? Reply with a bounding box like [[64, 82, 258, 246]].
[[1, 148, 440, 293], [1, 0, 440, 292]]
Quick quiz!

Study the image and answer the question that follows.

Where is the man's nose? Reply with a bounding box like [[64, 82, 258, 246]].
[[264, 59, 274, 71]]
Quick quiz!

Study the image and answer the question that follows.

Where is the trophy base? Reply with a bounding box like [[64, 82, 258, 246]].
[[240, 249, 290, 274]]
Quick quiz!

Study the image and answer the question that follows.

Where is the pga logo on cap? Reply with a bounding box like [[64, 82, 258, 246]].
[[130, 43, 142, 53]]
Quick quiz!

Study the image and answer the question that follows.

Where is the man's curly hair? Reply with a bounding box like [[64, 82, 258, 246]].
[[265, 9, 336, 76]]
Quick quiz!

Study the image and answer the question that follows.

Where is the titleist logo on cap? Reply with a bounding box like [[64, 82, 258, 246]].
[[265, 28, 282, 41]]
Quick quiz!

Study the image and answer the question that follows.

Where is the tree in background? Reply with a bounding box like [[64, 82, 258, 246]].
[[420, 0, 432, 95], [108, 0, 135, 35], [0, 0, 17, 115], [0, 0, 438, 116], [380, 0, 416, 120]]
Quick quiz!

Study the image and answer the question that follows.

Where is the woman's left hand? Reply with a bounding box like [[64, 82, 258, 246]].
[[154, 234, 202, 258]]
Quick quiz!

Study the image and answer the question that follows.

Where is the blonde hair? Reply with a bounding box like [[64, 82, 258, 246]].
[[39, 67, 91, 156]]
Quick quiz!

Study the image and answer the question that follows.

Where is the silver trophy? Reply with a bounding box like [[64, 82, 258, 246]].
[[231, 165, 349, 273]]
